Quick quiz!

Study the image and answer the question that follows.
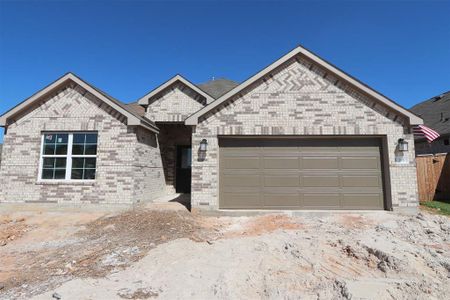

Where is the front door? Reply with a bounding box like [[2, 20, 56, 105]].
[[176, 145, 192, 193]]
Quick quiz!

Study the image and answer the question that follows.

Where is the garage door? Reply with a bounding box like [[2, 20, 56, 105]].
[[219, 138, 385, 210]]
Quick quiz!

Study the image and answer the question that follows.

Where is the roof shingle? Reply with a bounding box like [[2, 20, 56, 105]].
[[410, 91, 450, 136], [124, 102, 146, 117], [197, 78, 239, 99]]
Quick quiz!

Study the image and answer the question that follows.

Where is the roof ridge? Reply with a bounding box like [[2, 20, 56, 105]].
[[197, 77, 239, 84]]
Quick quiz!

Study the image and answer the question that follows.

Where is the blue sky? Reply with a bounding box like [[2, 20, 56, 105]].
[[0, 0, 449, 143]]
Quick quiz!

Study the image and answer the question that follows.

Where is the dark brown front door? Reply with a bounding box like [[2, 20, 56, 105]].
[[176, 145, 192, 193]]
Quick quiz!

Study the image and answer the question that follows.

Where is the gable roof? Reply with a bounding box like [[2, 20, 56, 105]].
[[137, 74, 215, 105], [197, 78, 239, 99], [0, 73, 159, 133], [410, 91, 450, 136], [185, 45, 423, 126]]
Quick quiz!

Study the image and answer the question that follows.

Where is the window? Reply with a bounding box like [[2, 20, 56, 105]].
[[71, 133, 97, 179], [40, 132, 97, 180], [42, 133, 68, 179], [180, 148, 192, 169]]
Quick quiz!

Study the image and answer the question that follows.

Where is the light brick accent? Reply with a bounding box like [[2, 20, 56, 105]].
[[146, 82, 206, 122], [133, 127, 167, 203], [191, 56, 419, 210], [0, 83, 166, 204]]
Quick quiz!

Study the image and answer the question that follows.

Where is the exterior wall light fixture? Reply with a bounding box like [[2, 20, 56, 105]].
[[398, 138, 408, 151], [198, 139, 208, 162], [199, 139, 208, 152]]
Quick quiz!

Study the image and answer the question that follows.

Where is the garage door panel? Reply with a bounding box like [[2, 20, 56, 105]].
[[342, 194, 382, 209], [264, 175, 299, 187], [262, 147, 299, 153], [303, 194, 341, 208], [221, 148, 258, 153], [219, 138, 384, 210], [263, 157, 299, 169], [262, 186, 299, 192], [340, 146, 380, 153], [341, 157, 379, 169], [221, 193, 260, 208], [222, 175, 260, 187], [221, 169, 261, 176], [223, 157, 260, 169], [342, 175, 381, 187], [303, 175, 340, 187], [263, 193, 300, 207], [224, 188, 261, 195], [341, 188, 382, 195], [301, 146, 338, 153], [303, 157, 339, 169]]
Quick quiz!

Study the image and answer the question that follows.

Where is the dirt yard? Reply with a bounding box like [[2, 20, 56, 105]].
[[0, 204, 449, 300]]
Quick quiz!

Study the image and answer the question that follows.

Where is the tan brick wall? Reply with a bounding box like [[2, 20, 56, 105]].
[[191, 56, 419, 210], [133, 127, 167, 203], [0, 83, 166, 204], [146, 82, 205, 122]]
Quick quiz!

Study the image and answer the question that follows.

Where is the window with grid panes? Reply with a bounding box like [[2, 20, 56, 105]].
[[40, 133, 97, 180]]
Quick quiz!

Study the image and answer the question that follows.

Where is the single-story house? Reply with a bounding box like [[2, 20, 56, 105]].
[[410, 91, 450, 155], [0, 46, 423, 212]]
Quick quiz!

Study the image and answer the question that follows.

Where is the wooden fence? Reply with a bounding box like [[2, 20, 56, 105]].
[[416, 153, 450, 201]]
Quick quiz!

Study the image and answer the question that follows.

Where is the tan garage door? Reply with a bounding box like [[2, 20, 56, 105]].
[[219, 138, 385, 210]]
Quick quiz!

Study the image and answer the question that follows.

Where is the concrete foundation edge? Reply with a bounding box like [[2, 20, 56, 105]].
[[192, 206, 401, 217]]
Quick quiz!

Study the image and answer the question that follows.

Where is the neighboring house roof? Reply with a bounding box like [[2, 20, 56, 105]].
[[0, 73, 159, 133], [410, 91, 450, 137], [185, 45, 423, 126], [197, 78, 239, 99], [137, 75, 215, 105]]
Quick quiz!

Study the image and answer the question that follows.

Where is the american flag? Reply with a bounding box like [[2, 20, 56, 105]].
[[413, 125, 440, 143]]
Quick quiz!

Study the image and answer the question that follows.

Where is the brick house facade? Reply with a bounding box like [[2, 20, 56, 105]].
[[189, 56, 418, 211], [0, 46, 423, 211], [0, 82, 165, 204]]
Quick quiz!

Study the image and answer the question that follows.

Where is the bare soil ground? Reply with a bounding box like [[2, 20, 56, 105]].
[[0, 204, 449, 300]]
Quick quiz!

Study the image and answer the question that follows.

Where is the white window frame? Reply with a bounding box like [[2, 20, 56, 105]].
[[38, 132, 98, 182]]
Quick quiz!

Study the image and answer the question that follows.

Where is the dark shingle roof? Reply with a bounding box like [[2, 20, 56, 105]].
[[125, 102, 146, 117], [410, 91, 450, 136], [197, 78, 239, 99]]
